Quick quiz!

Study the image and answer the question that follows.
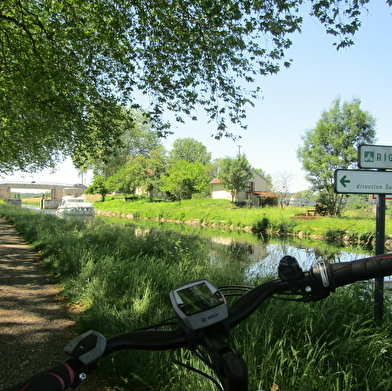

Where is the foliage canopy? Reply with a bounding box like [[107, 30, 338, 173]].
[[1, 0, 389, 174], [160, 160, 210, 200], [76, 108, 164, 178], [169, 138, 212, 165]]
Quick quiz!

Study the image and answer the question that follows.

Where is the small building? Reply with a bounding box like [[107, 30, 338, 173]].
[[210, 169, 278, 207]]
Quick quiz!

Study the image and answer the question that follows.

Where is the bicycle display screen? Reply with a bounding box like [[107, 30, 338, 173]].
[[170, 279, 228, 330], [177, 282, 222, 315]]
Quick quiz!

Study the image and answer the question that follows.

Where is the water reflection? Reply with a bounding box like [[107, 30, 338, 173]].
[[204, 232, 372, 280], [100, 216, 373, 279], [23, 209, 374, 280], [24, 206, 373, 278], [245, 242, 370, 280]]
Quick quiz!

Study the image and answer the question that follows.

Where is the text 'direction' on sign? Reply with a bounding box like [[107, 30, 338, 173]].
[[334, 169, 392, 194]]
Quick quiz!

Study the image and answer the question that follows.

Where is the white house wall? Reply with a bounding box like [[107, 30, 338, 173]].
[[251, 175, 269, 192], [211, 183, 232, 200], [210, 170, 270, 202]]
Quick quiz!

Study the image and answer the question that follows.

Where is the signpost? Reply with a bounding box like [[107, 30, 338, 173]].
[[334, 169, 392, 194], [335, 144, 392, 323]]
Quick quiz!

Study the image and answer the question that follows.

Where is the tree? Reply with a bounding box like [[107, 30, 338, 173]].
[[104, 146, 167, 200], [169, 138, 211, 165], [107, 163, 142, 197], [295, 189, 316, 203], [1, 0, 386, 174], [75, 108, 164, 178], [297, 98, 376, 215], [85, 176, 111, 202], [139, 148, 168, 202], [273, 171, 294, 208], [161, 160, 210, 201], [218, 154, 252, 202]]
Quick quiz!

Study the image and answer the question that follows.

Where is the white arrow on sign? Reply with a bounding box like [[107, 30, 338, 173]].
[[334, 169, 392, 194]]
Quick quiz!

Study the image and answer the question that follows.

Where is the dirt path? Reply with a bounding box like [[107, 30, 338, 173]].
[[0, 217, 77, 389]]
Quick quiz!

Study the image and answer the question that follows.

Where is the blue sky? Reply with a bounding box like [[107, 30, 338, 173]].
[[160, 0, 392, 192], [4, 1, 392, 192]]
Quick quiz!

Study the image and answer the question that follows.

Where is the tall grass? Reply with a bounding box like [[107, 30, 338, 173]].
[[94, 198, 392, 242], [1, 203, 392, 391]]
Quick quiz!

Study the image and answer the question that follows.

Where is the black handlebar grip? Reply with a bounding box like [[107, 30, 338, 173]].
[[0, 360, 82, 391], [329, 254, 392, 288]]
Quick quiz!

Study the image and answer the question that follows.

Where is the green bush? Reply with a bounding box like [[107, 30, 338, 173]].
[[324, 229, 346, 242], [252, 216, 270, 237]]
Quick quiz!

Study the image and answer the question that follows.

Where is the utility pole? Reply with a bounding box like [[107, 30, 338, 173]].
[[237, 145, 242, 155]]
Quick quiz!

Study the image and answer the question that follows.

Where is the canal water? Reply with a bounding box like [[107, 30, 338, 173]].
[[98, 214, 374, 279], [25, 205, 377, 279]]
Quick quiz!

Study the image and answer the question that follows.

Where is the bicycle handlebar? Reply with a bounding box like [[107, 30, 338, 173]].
[[107, 328, 187, 352], [2, 253, 392, 391], [328, 254, 392, 287], [1, 360, 84, 391]]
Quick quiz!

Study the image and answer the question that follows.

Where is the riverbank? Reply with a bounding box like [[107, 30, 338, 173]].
[[91, 197, 392, 246]]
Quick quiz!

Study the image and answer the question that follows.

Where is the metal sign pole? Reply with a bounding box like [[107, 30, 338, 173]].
[[337, 145, 392, 323], [374, 192, 386, 323]]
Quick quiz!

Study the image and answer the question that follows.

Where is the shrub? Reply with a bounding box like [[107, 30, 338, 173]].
[[324, 229, 346, 242], [252, 216, 270, 238]]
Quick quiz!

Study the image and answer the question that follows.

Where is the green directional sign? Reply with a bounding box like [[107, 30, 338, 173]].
[[334, 169, 392, 194], [358, 145, 392, 169]]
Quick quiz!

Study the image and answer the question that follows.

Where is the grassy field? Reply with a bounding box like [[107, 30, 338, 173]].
[[1, 202, 392, 390], [91, 197, 391, 246], [20, 197, 43, 206]]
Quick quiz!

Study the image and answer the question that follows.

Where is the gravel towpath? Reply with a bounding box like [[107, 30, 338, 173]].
[[0, 217, 77, 389]]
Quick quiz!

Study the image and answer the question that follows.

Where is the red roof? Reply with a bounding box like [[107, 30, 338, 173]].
[[209, 178, 221, 184]]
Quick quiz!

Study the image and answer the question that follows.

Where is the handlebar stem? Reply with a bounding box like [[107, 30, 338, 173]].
[[199, 328, 248, 391]]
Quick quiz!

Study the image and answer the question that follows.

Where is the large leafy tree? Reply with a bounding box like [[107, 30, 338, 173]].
[[1, 0, 386, 174], [105, 146, 167, 200], [139, 148, 168, 201], [106, 161, 143, 196], [169, 138, 211, 165], [161, 160, 210, 201], [76, 108, 164, 178], [218, 154, 252, 202], [297, 97, 376, 215]]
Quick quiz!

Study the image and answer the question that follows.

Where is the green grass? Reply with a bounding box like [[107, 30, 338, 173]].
[[1, 203, 392, 391], [95, 197, 391, 245]]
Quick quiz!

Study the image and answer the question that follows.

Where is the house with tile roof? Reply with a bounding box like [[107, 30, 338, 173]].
[[209, 169, 278, 207]]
